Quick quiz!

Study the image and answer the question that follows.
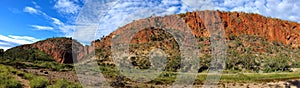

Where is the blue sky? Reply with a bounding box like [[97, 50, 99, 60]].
[[0, 0, 299, 50]]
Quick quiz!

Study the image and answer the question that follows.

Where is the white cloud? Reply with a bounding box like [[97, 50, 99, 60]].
[[0, 35, 39, 47], [52, 0, 85, 37], [0, 46, 12, 51], [23, 7, 38, 14], [23, 5, 77, 36], [0, 41, 10, 46], [212, 0, 300, 23], [58, 25, 76, 37], [92, 0, 192, 36], [223, 0, 247, 8], [0, 35, 39, 50], [8, 35, 39, 44], [24, 6, 59, 31], [51, 18, 64, 25], [31, 25, 54, 30], [54, 0, 81, 14], [32, 1, 41, 9], [49, 17, 75, 36], [181, 0, 214, 11], [23, 6, 50, 18]]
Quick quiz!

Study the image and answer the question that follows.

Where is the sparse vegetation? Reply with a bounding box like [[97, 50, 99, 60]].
[[4, 48, 54, 62], [0, 65, 22, 88], [262, 54, 292, 73], [30, 76, 49, 88], [177, 13, 186, 17], [0, 64, 80, 88], [97, 64, 300, 86], [0, 47, 74, 71], [197, 72, 300, 83]]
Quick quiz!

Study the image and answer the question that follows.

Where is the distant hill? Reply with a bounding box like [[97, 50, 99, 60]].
[[3, 37, 91, 63]]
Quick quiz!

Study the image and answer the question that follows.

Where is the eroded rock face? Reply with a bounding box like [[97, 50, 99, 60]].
[[93, 10, 300, 49], [32, 38, 74, 63]]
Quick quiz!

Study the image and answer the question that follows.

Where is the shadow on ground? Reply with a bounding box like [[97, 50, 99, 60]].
[[288, 80, 300, 87]]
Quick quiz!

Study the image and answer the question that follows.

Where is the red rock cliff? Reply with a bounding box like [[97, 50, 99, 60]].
[[93, 10, 300, 48]]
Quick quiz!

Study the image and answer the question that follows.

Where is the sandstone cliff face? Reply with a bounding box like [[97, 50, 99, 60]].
[[93, 10, 300, 49], [32, 38, 74, 63], [191, 11, 300, 47]]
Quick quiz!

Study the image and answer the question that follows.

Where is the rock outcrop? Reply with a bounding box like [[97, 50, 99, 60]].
[[93, 10, 300, 49]]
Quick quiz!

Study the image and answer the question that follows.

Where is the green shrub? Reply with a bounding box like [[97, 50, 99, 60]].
[[24, 73, 34, 80], [4, 48, 54, 62], [262, 54, 291, 72], [177, 13, 186, 17], [30, 76, 49, 88], [0, 78, 22, 88], [165, 56, 181, 72], [111, 76, 126, 87], [48, 79, 82, 88], [36, 61, 73, 71]]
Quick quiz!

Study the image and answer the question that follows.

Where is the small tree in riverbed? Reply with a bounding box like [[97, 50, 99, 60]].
[[0, 49, 4, 57]]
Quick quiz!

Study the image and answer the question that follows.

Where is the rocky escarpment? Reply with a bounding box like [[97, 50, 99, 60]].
[[5, 37, 91, 63], [93, 10, 300, 49], [183, 11, 300, 47]]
